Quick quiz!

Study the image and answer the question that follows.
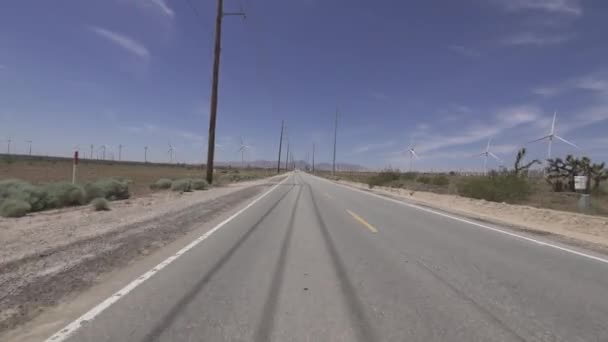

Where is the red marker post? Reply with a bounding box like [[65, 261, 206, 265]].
[[72, 151, 79, 184]]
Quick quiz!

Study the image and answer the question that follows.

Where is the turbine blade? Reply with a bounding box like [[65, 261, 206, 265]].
[[473, 152, 486, 157], [555, 135, 580, 149], [527, 135, 550, 144], [412, 150, 420, 159], [488, 152, 501, 161], [551, 111, 557, 134]]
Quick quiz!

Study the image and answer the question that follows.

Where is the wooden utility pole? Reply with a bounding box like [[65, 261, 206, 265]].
[[332, 109, 338, 176], [144, 146, 148, 163], [205, 0, 245, 184], [285, 140, 290, 170], [118, 144, 123, 161], [312, 143, 315, 174], [277, 120, 284, 174]]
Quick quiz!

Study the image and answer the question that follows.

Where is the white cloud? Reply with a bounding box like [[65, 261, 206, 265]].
[[412, 105, 541, 154], [352, 140, 395, 154], [90, 26, 150, 59], [151, 0, 175, 18], [534, 71, 608, 97], [493, 0, 582, 16], [448, 45, 480, 58], [370, 92, 388, 100], [503, 32, 573, 46], [121, 0, 175, 18]]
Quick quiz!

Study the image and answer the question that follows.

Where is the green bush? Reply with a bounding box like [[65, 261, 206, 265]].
[[151, 178, 173, 190], [190, 178, 209, 190], [416, 176, 432, 184], [401, 172, 417, 181], [367, 170, 401, 187], [43, 182, 86, 208], [458, 174, 530, 203], [91, 197, 110, 211], [431, 175, 449, 187], [171, 178, 192, 192], [0, 179, 47, 211], [0, 199, 31, 217], [85, 178, 130, 201]]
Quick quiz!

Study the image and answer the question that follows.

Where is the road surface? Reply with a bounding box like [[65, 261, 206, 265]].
[[51, 172, 608, 341]]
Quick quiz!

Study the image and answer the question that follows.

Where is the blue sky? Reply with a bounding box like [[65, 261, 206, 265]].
[[1, 0, 607, 171]]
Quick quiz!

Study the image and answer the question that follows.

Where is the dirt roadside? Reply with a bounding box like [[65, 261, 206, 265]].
[[334, 179, 608, 253], [0, 175, 286, 334]]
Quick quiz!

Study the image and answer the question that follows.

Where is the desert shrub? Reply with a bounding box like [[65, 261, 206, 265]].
[[190, 178, 209, 190], [0, 179, 47, 211], [416, 175, 432, 184], [91, 197, 110, 211], [431, 175, 450, 187], [367, 170, 401, 187], [43, 182, 86, 208], [151, 178, 173, 190], [171, 178, 193, 192], [458, 174, 530, 203], [401, 172, 417, 181], [0, 199, 31, 217], [85, 178, 130, 201]]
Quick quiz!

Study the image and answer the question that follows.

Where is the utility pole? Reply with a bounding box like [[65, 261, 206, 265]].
[[277, 120, 284, 174], [312, 143, 315, 174], [144, 146, 148, 163], [118, 144, 123, 161], [332, 108, 338, 176], [90, 144, 94, 159], [6, 137, 11, 154], [205, 0, 245, 184], [285, 140, 290, 170]]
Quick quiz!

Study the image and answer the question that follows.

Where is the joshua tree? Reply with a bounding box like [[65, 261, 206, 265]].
[[591, 162, 608, 190], [513, 148, 540, 176]]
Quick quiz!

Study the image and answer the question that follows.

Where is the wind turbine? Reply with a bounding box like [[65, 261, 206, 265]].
[[474, 138, 502, 175], [168, 142, 175, 163], [406, 143, 419, 172], [97, 145, 107, 160], [4, 137, 11, 154], [25, 140, 32, 155], [237, 137, 252, 168], [528, 111, 579, 159], [144, 146, 148, 163], [118, 144, 124, 161]]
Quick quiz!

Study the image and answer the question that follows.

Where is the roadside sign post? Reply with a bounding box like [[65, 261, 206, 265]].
[[72, 151, 79, 184], [574, 175, 590, 213]]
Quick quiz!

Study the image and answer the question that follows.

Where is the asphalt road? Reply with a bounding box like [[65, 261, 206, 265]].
[[52, 172, 608, 342]]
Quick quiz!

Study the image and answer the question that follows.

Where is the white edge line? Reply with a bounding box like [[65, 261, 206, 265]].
[[313, 174, 608, 266], [45, 174, 291, 342]]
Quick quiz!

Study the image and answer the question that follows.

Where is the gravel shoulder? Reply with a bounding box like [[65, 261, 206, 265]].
[[334, 179, 608, 252], [0, 175, 285, 334]]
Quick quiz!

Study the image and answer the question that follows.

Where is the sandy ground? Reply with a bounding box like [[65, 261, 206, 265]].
[[337, 179, 608, 250], [0, 176, 284, 333]]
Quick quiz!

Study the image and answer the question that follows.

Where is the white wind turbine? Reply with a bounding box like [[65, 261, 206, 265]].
[[528, 111, 579, 159], [237, 137, 252, 168], [406, 142, 419, 172], [168, 142, 175, 163], [474, 138, 502, 175]]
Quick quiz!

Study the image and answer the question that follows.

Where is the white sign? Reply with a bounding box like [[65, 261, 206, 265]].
[[574, 176, 588, 190]]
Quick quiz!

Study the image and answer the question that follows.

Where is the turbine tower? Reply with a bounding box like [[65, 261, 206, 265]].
[[237, 137, 252, 168], [474, 138, 502, 175]]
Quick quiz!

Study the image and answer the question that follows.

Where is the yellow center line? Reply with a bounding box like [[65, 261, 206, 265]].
[[346, 210, 378, 233]]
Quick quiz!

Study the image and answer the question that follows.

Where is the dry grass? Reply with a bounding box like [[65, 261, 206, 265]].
[[0, 156, 275, 197], [321, 170, 608, 217]]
